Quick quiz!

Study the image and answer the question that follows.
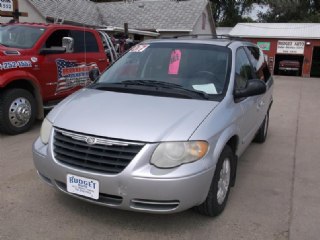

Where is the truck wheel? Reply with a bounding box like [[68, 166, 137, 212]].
[[196, 146, 234, 217], [0, 89, 37, 135], [253, 112, 269, 143]]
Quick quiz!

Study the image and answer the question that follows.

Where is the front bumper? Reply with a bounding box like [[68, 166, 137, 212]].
[[33, 137, 215, 214], [279, 67, 299, 71]]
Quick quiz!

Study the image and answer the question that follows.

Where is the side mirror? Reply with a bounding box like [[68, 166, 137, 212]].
[[39, 46, 66, 55], [234, 79, 266, 99], [89, 68, 100, 82], [62, 37, 74, 53]]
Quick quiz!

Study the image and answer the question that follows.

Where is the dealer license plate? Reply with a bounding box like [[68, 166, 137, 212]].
[[66, 174, 99, 200]]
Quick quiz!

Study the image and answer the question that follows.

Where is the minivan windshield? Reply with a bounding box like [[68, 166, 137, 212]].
[[0, 25, 45, 49], [97, 42, 230, 98]]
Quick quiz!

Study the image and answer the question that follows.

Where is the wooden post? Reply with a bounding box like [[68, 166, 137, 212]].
[[0, 0, 28, 22], [124, 22, 129, 38]]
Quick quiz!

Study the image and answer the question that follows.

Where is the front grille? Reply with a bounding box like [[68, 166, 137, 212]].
[[53, 128, 145, 174]]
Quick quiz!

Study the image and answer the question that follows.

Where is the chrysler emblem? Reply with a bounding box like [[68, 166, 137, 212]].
[[85, 137, 96, 145]]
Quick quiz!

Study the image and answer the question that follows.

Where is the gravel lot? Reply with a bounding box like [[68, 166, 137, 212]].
[[0, 76, 319, 240]]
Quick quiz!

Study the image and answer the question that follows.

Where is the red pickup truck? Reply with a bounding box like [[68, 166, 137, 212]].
[[279, 60, 300, 75], [0, 23, 117, 134]]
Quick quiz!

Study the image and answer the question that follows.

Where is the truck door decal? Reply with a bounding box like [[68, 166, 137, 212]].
[[17, 61, 33, 68], [0, 61, 32, 70], [55, 59, 98, 93]]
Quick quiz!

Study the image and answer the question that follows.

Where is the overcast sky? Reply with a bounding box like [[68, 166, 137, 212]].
[[247, 4, 269, 20]]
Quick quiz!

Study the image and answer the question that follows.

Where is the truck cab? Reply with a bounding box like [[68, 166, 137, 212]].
[[0, 23, 114, 134]]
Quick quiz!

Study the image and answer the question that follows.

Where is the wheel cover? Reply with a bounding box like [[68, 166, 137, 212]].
[[217, 158, 231, 205], [8, 97, 32, 128]]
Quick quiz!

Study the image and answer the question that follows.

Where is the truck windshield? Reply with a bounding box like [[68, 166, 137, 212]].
[[97, 42, 231, 96], [0, 25, 45, 49]]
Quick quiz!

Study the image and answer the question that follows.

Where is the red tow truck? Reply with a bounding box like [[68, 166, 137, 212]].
[[0, 22, 117, 134]]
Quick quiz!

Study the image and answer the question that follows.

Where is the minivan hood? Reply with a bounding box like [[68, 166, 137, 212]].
[[50, 89, 219, 142]]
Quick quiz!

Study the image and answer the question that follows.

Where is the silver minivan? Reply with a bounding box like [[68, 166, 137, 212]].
[[33, 37, 273, 216]]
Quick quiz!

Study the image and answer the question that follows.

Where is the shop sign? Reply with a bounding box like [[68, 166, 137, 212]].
[[257, 42, 270, 51], [0, 0, 13, 12], [277, 40, 305, 54]]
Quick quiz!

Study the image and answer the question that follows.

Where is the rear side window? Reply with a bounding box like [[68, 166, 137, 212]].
[[71, 31, 99, 53], [245, 46, 271, 82], [235, 48, 254, 89]]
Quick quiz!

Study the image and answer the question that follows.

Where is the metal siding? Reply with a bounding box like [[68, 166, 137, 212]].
[[216, 27, 233, 35], [230, 23, 320, 40]]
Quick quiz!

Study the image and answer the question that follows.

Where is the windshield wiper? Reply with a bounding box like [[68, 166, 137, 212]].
[[121, 80, 182, 88], [90, 80, 209, 100], [120, 80, 210, 99], [0, 43, 10, 47]]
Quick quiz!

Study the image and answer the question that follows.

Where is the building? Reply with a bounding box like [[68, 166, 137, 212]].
[[97, 0, 215, 38], [230, 23, 320, 78], [216, 27, 233, 36], [1, 0, 216, 39]]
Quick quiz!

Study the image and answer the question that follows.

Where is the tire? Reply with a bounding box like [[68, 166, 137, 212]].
[[0, 89, 37, 135], [253, 112, 269, 143], [196, 145, 235, 217]]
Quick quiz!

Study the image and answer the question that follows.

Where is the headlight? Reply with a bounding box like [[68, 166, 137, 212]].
[[151, 141, 208, 168], [40, 118, 53, 144]]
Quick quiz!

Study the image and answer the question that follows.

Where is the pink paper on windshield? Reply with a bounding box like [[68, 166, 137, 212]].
[[168, 50, 181, 75]]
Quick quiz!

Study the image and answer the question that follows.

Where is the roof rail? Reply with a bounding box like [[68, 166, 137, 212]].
[[163, 34, 244, 41]]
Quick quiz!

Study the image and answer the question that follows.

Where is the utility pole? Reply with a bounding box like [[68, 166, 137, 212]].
[[0, 0, 28, 22], [124, 22, 129, 38]]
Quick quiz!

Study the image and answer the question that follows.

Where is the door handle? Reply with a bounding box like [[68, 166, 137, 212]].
[[98, 58, 106, 62]]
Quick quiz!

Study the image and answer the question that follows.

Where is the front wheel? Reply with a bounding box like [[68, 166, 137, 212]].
[[0, 89, 37, 135], [196, 145, 235, 217]]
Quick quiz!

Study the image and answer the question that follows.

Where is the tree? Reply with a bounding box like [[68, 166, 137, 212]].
[[210, 0, 260, 27], [258, 0, 320, 22]]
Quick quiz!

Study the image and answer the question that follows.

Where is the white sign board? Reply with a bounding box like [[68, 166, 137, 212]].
[[0, 0, 13, 11], [277, 40, 305, 54]]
